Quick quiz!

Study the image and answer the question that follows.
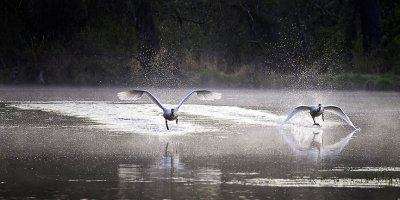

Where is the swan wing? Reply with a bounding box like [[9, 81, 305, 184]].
[[117, 90, 165, 110], [175, 90, 221, 112], [324, 105, 356, 129], [282, 106, 311, 125]]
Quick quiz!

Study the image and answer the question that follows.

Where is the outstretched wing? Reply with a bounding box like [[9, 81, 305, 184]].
[[282, 106, 311, 125], [175, 90, 221, 112], [324, 105, 356, 129], [117, 90, 165, 110]]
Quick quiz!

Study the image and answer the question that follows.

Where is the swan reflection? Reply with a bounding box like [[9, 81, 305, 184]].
[[160, 142, 184, 176], [117, 143, 221, 199], [280, 127, 359, 161], [118, 142, 184, 183]]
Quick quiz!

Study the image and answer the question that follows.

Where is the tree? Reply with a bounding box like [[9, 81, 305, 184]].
[[354, 0, 383, 51], [132, 0, 160, 79]]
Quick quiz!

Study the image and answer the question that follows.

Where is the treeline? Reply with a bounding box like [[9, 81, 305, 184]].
[[0, 0, 399, 88]]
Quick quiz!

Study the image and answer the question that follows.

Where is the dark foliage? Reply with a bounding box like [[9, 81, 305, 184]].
[[0, 0, 399, 87]]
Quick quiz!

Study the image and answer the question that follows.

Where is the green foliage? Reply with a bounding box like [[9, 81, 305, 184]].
[[0, 0, 138, 85], [1, 0, 400, 89]]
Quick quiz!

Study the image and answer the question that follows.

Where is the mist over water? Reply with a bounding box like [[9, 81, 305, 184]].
[[1, 87, 400, 199]]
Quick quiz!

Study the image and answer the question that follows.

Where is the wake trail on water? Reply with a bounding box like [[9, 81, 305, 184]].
[[12, 101, 343, 135]]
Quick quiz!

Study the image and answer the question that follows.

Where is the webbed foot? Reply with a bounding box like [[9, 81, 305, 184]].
[[312, 123, 321, 127]]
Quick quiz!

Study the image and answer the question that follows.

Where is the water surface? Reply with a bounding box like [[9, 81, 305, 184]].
[[1, 87, 399, 199]]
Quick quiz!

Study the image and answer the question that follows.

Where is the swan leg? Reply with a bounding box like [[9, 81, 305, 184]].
[[312, 117, 320, 126], [166, 120, 169, 130], [176, 118, 178, 124], [322, 113, 325, 121]]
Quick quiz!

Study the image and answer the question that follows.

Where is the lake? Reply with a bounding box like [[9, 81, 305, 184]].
[[0, 87, 399, 199]]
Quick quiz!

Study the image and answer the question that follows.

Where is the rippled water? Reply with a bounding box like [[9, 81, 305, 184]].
[[0, 87, 399, 199]]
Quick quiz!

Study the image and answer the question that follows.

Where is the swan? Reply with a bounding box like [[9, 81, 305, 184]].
[[117, 90, 221, 130], [282, 104, 357, 129]]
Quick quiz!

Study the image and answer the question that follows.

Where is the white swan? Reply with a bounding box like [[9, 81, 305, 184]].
[[117, 90, 221, 130], [282, 104, 357, 129]]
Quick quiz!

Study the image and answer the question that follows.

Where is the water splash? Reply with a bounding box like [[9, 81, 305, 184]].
[[12, 101, 352, 134]]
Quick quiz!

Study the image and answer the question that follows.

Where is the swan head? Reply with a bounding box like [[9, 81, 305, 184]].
[[317, 104, 322, 111]]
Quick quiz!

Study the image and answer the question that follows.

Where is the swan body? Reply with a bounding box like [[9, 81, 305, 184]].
[[117, 90, 221, 130], [282, 104, 357, 129], [163, 109, 178, 121]]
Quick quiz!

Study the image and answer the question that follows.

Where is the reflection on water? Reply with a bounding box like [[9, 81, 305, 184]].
[[117, 143, 222, 199], [279, 127, 358, 161], [118, 143, 185, 183], [160, 142, 184, 175]]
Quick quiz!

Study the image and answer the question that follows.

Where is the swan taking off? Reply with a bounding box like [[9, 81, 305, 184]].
[[282, 104, 357, 129], [117, 90, 221, 130]]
